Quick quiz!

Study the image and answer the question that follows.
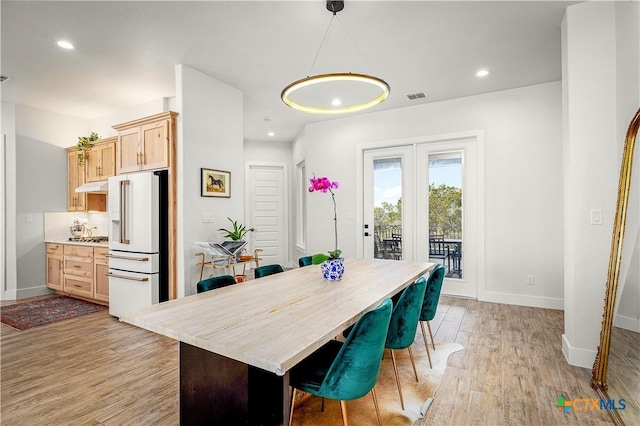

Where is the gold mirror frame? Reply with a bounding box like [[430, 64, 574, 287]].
[[591, 107, 640, 425]]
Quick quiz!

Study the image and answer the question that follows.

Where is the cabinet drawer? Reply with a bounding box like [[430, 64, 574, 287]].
[[64, 256, 93, 276], [94, 247, 109, 263], [47, 243, 64, 255], [64, 245, 94, 257], [63, 275, 94, 298]]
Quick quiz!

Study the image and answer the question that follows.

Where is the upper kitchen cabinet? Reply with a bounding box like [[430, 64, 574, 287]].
[[85, 137, 117, 183], [67, 149, 86, 211], [113, 111, 178, 174], [67, 147, 107, 212]]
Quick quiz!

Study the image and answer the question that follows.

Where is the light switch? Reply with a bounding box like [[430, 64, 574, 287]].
[[25, 214, 33, 223], [202, 212, 214, 223], [590, 209, 603, 225]]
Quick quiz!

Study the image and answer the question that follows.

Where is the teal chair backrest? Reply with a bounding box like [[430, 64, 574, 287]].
[[318, 298, 393, 401], [298, 256, 313, 267], [197, 275, 236, 293], [420, 264, 446, 322], [386, 278, 427, 349], [254, 264, 285, 279]]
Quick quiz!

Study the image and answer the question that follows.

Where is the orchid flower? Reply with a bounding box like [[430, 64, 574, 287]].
[[309, 174, 341, 261]]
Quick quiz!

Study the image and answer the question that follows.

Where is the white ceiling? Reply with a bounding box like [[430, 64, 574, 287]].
[[1, 1, 578, 143]]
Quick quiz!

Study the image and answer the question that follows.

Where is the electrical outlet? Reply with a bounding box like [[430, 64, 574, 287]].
[[590, 209, 603, 225], [202, 212, 214, 223], [526, 275, 534, 285], [25, 214, 33, 223]]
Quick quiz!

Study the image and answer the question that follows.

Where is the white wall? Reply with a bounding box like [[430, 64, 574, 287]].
[[89, 98, 169, 138], [10, 105, 85, 298], [175, 64, 244, 297], [293, 81, 564, 308], [562, 1, 640, 368], [1, 102, 17, 299], [614, 0, 640, 333]]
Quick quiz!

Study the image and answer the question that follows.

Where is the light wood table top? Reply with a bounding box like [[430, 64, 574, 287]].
[[121, 257, 434, 375]]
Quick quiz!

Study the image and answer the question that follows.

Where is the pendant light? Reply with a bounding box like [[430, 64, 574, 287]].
[[281, 0, 390, 114]]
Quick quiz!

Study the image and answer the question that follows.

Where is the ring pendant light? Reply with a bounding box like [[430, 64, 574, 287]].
[[281, 1, 390, 114]]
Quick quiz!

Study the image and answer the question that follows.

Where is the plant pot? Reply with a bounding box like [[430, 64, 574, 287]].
[[234, 275, 247, 283], [321, 257, 345, 281]]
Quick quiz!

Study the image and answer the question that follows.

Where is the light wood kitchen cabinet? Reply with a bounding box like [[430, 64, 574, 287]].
[[63, 245, 94, 299], [113, 111, 178, 174], [93, 247, 109, 302], [85, 137, 117, 183], [67, 150, 86, 211], [46, 243, 109, 305], [46, 243, 64, 291], [67, 147, 107, 212]]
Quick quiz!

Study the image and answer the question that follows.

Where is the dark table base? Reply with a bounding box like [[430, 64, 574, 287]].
[[180, 342, 290, 425]]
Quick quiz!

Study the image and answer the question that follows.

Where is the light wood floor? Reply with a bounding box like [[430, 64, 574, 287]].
[[1, 295, 613, 425]]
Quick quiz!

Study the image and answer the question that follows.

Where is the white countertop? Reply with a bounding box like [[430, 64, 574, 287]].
[[45, 239, 109, 247]]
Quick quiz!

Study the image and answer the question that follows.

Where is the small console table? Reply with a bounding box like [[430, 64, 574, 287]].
[[195, 248, 263, 281]]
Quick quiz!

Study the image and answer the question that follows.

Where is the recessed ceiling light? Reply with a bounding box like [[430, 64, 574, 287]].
[[267, 131, 275, 137], [476, 69, 490, 77], [331, 99, 342, 107], [57, 40, 75, 50]]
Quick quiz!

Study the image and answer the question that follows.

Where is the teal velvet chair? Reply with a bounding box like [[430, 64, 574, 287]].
[[288, 298, 393, 426], [419, 264, 446, 368], [385, 278, 427, 409], [254, 264, 285, 279], [196, 275, 236, 293], [298, 256, 313, 267]]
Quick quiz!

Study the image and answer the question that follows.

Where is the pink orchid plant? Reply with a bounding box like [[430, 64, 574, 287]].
[[309, 175, 342, 263]]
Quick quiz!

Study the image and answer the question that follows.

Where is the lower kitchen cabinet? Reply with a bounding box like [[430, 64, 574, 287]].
[[93, 247, 109, 302], [46, 243, 108, 305], [46, 243, 64, 291]]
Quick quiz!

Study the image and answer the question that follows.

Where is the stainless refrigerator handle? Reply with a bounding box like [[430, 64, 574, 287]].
[[120, 179, 130, 244], [106, 254, 149, 261], [106, 272, 149, 282]]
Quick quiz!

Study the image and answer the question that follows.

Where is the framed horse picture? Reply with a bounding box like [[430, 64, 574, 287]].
[[201, 168, 231, 198]]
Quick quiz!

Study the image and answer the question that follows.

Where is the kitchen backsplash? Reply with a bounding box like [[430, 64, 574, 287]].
[[44, 211, 109, 241]]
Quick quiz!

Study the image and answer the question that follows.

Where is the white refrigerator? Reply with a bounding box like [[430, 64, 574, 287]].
[[108, 172, 166, 318]]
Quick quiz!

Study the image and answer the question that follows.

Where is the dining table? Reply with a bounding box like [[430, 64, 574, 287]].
[[120, 257, 435, 425]]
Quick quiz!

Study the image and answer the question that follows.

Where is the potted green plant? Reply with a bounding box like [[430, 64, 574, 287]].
[[217, 217, 254, 241], [76, 131, 100, 167]]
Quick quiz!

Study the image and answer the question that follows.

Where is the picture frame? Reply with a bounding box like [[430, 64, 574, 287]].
[[201, 168, 231, 198]]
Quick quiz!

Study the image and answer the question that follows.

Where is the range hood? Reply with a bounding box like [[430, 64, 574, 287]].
[[75, 180, 109, 193]]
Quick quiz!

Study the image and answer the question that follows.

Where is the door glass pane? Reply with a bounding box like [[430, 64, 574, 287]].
[[428, 152, 463, 278], [373, 157, 403, 260]]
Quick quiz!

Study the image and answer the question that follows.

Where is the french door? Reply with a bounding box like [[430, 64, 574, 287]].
[[362, 135, 481, 298]]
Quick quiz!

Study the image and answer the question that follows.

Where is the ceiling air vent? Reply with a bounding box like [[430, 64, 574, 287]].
[[0, 76, 12, 83], [406, 91, 427, 100]]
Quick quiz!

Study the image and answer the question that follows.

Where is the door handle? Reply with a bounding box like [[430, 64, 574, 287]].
[[119, 180, 130, 244], [106, 254, 149, 262], [106, 272, 149, 282]]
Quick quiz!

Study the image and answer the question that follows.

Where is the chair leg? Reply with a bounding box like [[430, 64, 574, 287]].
[[371, 387, 383, 426], [339, 400, 349, 426], [420, 321, 433, 369], [407, 346, 419, 382], [389, 349, 405, 409], [289, 388, 298, 426], [427, 321, 436, 350]]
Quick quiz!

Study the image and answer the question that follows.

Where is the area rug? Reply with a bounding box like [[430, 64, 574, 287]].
[[0, 296, 108, 330], [292, 338, 464, 425]]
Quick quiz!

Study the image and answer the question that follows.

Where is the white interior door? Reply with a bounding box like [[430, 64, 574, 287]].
[[246, 162, 288, 267]]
